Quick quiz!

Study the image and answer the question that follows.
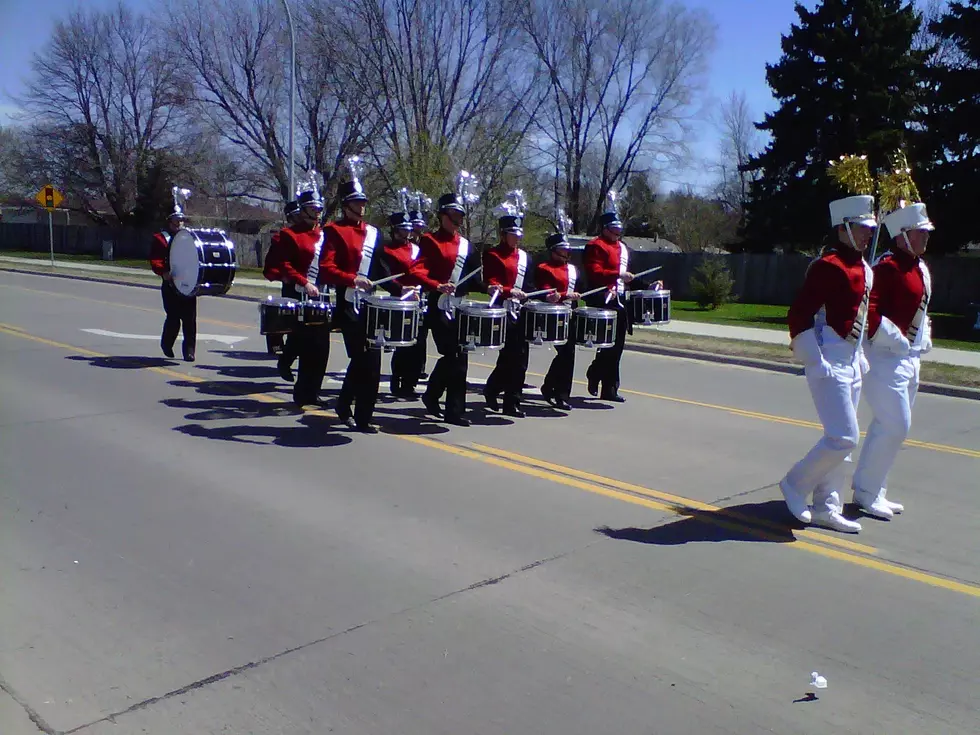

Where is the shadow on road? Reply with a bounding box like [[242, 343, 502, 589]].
[[175, 420, 352, 448], [195, 362, 283, 380], [596, 500, 804, 546], [212, 349, 277, 361], [169, 378, 284, 397], [66, 355, 178, 370], [161, 397, 302, 421]]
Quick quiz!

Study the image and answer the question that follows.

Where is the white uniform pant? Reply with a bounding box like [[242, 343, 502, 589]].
[[784, 353, 862, 514], [852, 353, 920, 496]]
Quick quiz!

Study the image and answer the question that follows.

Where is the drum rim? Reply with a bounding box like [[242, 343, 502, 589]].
[[630, 289, 671, 297], [363, 294, 421, 310], [523, 301, 572, 314], [574, 306, 617, 317], [458, 302, 508, 317]]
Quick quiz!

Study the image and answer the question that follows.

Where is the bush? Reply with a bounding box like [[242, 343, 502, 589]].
[[689, 258, 735, 310]]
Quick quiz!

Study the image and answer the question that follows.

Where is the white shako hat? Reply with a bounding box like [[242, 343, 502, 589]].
[[829, 195, 876, 228], [882, 202, 934, 239]]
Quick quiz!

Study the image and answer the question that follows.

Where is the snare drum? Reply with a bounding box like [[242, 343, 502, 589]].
[[363, 294, 421, 349], [573, 307, 617, 349], [523, 301, 572, 346], [628, 289, 671, 325], [297, 296, 332, 326], [457, 300, 508, 351], [169, 228, 237, 297], [258, 296, 299, 335]]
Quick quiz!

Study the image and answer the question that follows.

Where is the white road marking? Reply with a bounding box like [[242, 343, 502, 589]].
[[82, 328, 248, 346]]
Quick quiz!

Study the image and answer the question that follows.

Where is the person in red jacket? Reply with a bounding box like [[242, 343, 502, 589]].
[[403, 191, 482, 426], [264, 200, 300, 356], [277, 184, 329, 408], [851, 201, 935, 520], [582, 203, 633, 401], [536, 229, 581, 410], [779, 192, 876, 534], [482, 204, 532, 417], [149, 209, 196, 361], [384, 210, 423, 398], [319, 176, 386, 432]]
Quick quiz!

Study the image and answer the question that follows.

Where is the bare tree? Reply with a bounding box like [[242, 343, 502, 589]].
[[713, 90, 761, 225], [518, 0, 714, 234], [16, 3, 183, 221], [655, 189, 736, 253]]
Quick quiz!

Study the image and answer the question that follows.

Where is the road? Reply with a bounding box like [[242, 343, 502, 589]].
[[1, 271, 977, 735]]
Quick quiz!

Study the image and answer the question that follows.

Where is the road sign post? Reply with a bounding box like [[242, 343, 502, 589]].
[[35, 185, 65, 266]]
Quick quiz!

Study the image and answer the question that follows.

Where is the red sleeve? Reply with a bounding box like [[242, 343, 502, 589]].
[[263, 232, 282, 282], [402, 235, 441, 291], [278, 232, 309, 287], [584, 243, 619, 283], [149, 233, 168, 276], [483, 250, 513, 298], [320, 227, 357, 288], [867, 260, 897, 340], [787, 259, 841, 339]]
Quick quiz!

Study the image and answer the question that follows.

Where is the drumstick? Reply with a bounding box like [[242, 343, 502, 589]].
[[454, 266, 483, 288], [523, 288, 557, 298], [578, 266, 664, 299], [370, 272, 406, 287]]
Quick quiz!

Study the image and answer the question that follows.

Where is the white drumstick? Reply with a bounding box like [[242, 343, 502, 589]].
[[370, 272, 406, 288], [523, 288, 556, 298]]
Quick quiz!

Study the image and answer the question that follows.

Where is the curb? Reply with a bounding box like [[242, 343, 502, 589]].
[[624, 342, 980, 401], [6, 266, 980, 402]]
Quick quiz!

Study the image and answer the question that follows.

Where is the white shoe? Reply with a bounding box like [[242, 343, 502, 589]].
[[852, 488, 894, 520], [811, 510, 862, 534], [880, 489, 904, 514], [780, 478, 812, 524]]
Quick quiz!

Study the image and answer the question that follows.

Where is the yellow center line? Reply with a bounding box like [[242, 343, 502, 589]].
[[3, 281, 977, 458], [2, 322, 979, 599]]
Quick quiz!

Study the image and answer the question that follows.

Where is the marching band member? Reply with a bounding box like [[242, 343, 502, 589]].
[[483, 193, 532, 418], [276, 176, 330, 408], [405, 191, 432, 384], [851, 194, 934, 519], [384, 205, 422, 398], [149, 204, 197, 362], [583, 193, 633, 401], [780, 156, 876, 534], [264, 200, 300, 357], [403, 182, 481, 426], [535, 216, 581, 410], [319, 162, 384, 433]]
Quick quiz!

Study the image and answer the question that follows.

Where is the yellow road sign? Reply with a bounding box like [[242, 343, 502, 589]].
[[36, 184, 64, 211]]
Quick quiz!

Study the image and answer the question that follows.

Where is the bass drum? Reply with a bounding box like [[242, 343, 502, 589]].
[[169, 228, 237, 297]]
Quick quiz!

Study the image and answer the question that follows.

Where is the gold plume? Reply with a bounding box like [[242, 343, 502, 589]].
[[827, 154, 875, 196], [876, 150, 921, 213]]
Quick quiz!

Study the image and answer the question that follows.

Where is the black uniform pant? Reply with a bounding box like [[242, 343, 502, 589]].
[[292, 322, 331, 406], [485, 313, 529, 405], [543, 329, 576, 399], [161, 281, 197, 357], [272, 284, 301, 362], [337, 315, 382, 426], [423, 304, 468, 418], [586, 302, 628, 396], [394, 318, 429, 390]]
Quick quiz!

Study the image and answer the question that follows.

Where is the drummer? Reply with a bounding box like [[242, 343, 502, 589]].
[[149, 206, 197, 362], [320, 171, 393, 432], [264, 200, 300, 357], [403, 189, 482, 426], [405, 191, 432, 384], [384, 209, 422, 398], [276, 179, 330, 408], [482, 201, 532, 418], [535, 225, 581, 410]]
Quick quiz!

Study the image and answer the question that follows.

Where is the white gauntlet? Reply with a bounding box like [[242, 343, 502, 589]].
[[792, 328, 833, 379]]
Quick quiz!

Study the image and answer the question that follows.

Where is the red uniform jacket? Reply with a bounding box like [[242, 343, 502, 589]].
[[583, 234, 626, 291], [535, 261, 573, 297], [149, 232, 170, 277], [404, 229, 465, 292], [868, 250, 927, 339], [277, 225, 323, 287], [787, 247, 869, 340], [319, 220, 370, 288], [482, 244, 526, 297], [384, 241, 416, 280], [263, 231, 283, 282]]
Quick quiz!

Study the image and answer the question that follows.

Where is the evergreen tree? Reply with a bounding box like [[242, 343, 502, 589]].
[[744, 0, 926, 252], [913, 0, 980, 253]]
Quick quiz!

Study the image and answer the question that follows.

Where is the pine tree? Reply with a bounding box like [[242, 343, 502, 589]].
[[913, 0, 980, 253], [743, 0, 926, 252]]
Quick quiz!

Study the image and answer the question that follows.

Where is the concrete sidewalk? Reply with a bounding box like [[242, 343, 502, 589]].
[[3, 254, 979, 368]]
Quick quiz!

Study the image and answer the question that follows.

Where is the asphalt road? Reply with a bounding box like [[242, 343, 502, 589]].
[[1, 271, 978, 735]]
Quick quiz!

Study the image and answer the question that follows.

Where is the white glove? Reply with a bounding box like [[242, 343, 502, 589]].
[[792, 328, 833, 379], [872, 316, 910, 356], [859, 352, 870, 374], [919, 317, 933, 354]]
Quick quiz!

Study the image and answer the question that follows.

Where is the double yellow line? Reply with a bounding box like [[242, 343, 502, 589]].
[[2, 321, 979, 599]]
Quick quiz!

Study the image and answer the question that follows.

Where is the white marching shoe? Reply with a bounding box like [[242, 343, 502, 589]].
[[852, 488, 894, 520], [779, 478, 812, 524], [880, 489, 904, 514], [810, 509, 862, 534]]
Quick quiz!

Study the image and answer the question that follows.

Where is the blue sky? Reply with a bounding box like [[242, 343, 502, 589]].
[[0, 0, 879, 192]]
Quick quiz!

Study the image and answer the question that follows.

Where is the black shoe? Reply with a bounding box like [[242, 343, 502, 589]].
[[483, 387, 500, 411], [587, 375, 599, 397], [555, 397, 572, 410], [502, 403, 525, 418], [161, 341, 175, 359], [422, 393, 444, 419], [355, 423, 379, 434], [445, 414, 471, 427], [335, 401, 353, 424], [601, 392, 625, 403], [183, 351, 195, 363], [278, 356, 295, 383]]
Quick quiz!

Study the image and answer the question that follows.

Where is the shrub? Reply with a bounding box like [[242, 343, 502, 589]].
[[689, 258, 735, 310]]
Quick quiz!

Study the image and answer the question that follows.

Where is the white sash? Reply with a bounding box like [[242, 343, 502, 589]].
[[356, 225, 378, 278], [410, 243, 420, 261], [567, 264, 578, 294], [907, 260, 932, 345], [306, 230, 324, 284], [450, 236, 470, 283], [515, 249, 528, 290], [160, 231, 172, 244], [616, 242, 629, 294], [848, 260, 873, 345]]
